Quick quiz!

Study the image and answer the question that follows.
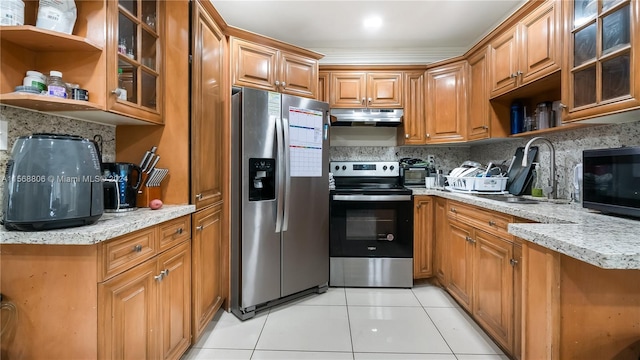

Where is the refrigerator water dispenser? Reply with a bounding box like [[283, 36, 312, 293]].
[[249, 158, 275, 201]]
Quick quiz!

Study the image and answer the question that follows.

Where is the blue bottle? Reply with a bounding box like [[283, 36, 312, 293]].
[[510, 101, 524, 134]]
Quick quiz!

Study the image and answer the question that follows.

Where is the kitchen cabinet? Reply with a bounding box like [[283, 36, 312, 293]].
[[425, 60, 467, 143], [443, 201, 521, 355], [561, 0, 640, 122], [433, 197, 448, 285], [191, 202, 224, 341], [398, 71, 427, 145], [0, 0, 167, 125], [100, 240, 191, 360], [489, 0, 561, 98], [230, 37, 318, 99], [329, 71, 403, 108], [0, 216, 192, 359], [413, 196, 434, 279], [467, 47, 491, 140], [318, 71, 329, 102], [191, 0, 225, 210]]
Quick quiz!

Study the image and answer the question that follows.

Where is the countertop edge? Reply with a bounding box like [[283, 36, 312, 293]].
[[410, 188, 640, 270], [1, 205, 196, 245]]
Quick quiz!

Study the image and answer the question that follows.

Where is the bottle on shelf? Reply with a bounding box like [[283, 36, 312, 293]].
[[118, 38, 127, 55], [46, 71, 69, 99], [510, 100, 524, 134]]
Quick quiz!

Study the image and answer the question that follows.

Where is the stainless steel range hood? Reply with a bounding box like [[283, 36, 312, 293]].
[[330, 108, 403, 126]]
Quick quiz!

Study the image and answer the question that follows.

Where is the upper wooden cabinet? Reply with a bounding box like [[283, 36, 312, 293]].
[[0, 0, 166, 124], [398, 71, 427, 145], [230, 37, 318, 99], [467, 47, 491, 141], [318, 71, 329, 102], [425, 60, 467, 143], [329, 71, 403, 108], [489, 0, 561, 98], [191, 0, 225, 210], [561, 0, 640, 122]]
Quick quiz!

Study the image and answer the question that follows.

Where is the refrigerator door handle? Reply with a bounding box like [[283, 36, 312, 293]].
[[282, 115, 291, 232], [275, 115, 285, 233]]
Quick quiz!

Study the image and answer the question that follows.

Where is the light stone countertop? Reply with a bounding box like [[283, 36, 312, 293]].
[[410, 187, 640, 270], [0, 205, 196, 245]]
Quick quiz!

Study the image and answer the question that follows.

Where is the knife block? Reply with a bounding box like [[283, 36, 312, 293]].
[[137, 186, 162, 208]]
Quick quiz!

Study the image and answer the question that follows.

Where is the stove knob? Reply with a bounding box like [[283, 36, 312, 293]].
[[383, 165, 388, 171], [342, 165, 347, 170], [334, 165, 339, 171], [390, 165, 395, 171]]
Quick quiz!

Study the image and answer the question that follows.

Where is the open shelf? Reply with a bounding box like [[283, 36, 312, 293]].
[[0, 92, 103, 111], [509, 122, 593, 138], [0, 25, 103, 52]]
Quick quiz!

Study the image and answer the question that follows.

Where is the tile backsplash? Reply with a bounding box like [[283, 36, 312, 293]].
[[331, 120, 640, 200], [0, 107, 116, 210]]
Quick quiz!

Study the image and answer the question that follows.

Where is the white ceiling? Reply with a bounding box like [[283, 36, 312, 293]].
[[209, 0, 527, 64]]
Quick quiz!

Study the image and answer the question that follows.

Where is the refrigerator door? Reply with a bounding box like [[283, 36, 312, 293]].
[[280, 94, 330, 297], [239, 88, 282, 309]]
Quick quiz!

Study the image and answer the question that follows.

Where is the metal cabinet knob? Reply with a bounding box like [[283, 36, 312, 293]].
[[361, 98, 366, 105], [281, 81, 286, 88], [176, 228, 183, 235], [111, 89, 123, 96], [368, 98, 372, 105], [426, 133, 430, 138], [405, 134, 409, 139], [510, 258, 519, 266], [154, 274, 164, 281], [133, 244, 143, 253], [488, 220, 496, 226], [195, 193, 202, 200], [450, 207, 457, 213], [482, 125, 489, 130], [275, 80, 280, 86], [160, 269, 170, 277], [196, 225, 204, 231]]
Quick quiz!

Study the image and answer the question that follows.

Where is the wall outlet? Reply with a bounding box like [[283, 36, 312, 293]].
[[0, 120, 7, 151], [427, 154, 436, 165]]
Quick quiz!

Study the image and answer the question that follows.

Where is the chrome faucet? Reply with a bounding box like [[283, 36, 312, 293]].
[[522, 136, 556, 199]]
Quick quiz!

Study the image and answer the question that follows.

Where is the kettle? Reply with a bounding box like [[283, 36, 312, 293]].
[[102, 163, 142, 212], [3, 133, 104, 231]]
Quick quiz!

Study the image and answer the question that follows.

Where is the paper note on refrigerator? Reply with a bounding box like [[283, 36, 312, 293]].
[[288, 106, 323, 177]]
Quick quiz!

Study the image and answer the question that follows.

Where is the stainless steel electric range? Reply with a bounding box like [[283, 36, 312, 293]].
[[329, 161, 413, 288]]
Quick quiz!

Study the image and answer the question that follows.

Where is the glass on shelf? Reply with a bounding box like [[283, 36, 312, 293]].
[[141, 70, 157, 110], [119, 0, 137, 16], [142, 0, 157, 31], [573, 66, 597, 107], [574, 23, 597, 66], [602, 5, 630, 55], [574, 0, 598, 27], [141, 29, 157, 70], [602, 54, 630, 101]]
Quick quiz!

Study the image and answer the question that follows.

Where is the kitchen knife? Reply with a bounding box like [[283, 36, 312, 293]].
[[139, 151, 152, 169], [147, 155, 160, 174]]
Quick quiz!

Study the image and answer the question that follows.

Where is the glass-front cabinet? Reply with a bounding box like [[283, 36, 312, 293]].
[[108, 0, 163, 123], [562, 0, 640, 122]]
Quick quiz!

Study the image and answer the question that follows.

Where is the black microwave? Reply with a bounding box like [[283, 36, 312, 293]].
[[583, 146, 640, 218]]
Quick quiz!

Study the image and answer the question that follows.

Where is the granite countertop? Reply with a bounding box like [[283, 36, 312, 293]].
[[0, 205, 196, 245], [410, 187, 640, 270]]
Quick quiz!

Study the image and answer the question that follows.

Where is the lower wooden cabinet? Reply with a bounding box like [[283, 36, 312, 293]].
[[99, 241, 191, 360], [433, 197, 448, 285], [446, 220, 474, 311], [191, 203, 224, 341], [413, 196, 434, 278]]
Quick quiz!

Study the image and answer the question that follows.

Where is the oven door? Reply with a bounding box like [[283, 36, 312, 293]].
[[330, 193, 413, 258]]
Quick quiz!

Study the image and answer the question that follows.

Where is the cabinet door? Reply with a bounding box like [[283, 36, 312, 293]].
[[99, 260, 158, 360], [191, 204, 224, 341], [426, 61, 467, 143], [107, 0, 163, 123], [318, 71, 330, 102], [330, 72, 367, 108], [157, 241, 191, 360], [446, 220, 474, 311], [191, 1, 225, 209], [367, 72, 403, 108], [434, 198, 448, 285], [413, 196, 434, 279], [513, 242, 523, 360], [473, 230, 514, 353], [519, 0, 560, 86], [279, 51, 318, 98], [399, 71, 427, 145], [562, 0, 640, 122], [467, 48, 490, 140], [489, 26, 519, 97], [231, 38, 279, 91]]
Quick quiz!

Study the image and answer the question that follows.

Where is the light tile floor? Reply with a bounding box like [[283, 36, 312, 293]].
[[182, 283, 509, 360]]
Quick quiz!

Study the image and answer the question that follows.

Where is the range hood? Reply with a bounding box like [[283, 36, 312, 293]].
[[330, 108, 403, 127]]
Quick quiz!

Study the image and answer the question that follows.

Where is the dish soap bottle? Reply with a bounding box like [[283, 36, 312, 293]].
[[530, 163, 543, 197]]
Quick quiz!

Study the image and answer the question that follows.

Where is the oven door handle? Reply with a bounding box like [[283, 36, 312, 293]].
[[332, 194, 412, 202]]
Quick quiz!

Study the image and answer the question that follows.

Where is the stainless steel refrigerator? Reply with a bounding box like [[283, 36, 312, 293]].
[[230, 87, 330, 320]]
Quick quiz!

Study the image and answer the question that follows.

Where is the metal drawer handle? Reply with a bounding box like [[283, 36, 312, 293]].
[[465, 236, 476, 244], [488, 220, 496, 226], [176, 228, 183, 235], [510, 258, 519, 266], [450, 207, 457, 213], [160, 269, 170, 277], [154, 274, 164, 281], [133, 244, 143, 253], [196, 225, 204, 231], [195, 193, 202, 200]]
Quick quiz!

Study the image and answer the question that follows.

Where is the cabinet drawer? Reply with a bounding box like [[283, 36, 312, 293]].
[[158, 215, 191, 252], [447, 201, 514, 240], [100, 227, 157, 281]]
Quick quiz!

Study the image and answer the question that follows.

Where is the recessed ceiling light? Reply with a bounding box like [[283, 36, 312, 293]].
[[363, 16, 382, 29]]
